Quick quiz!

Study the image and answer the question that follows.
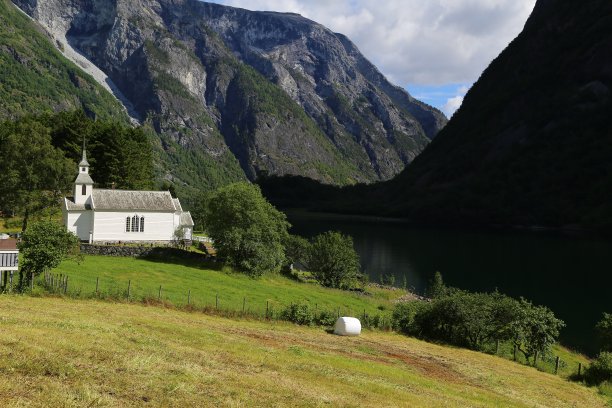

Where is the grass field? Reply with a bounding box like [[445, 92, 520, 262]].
[[50, 255, 404, 318], [0, 296, 607, 407]]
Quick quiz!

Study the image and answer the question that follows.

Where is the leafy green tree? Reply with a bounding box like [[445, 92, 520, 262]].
[[0, 117, 73, 230], [203, 182, 289, 276], [283, 234, 311, 268], [595, 312, 612, 352], [511, 299, 565, 365], [18, 220, 80, 289], [308, 231, 361, 289]]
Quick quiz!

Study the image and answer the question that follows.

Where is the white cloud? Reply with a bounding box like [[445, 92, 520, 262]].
[[442, 84, 471, 117], [208, 0, 536, 87]]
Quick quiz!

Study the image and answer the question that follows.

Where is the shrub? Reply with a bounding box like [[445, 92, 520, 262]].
[[585, 352, 612, 385], [392, 301, 432, 335], [280, 304, 313, 325], [596, 312, 612, 352], [315, 310, 337, 326]]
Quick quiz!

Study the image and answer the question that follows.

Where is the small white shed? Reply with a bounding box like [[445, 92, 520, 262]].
[[0, 236, 18, 289], [334, 317, 362, 336]]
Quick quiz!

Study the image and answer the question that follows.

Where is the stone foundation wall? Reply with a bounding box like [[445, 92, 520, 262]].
[[80, 244, 157, 257]]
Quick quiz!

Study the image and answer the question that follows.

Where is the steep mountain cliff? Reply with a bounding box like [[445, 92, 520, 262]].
[[11, 0, 446, 187], [375, 0, 612, 229]]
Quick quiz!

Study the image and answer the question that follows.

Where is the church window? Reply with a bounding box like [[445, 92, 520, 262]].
[[126, 217, 131, 232], [81, 167, 86, 172], [82, 185, 86, 195], [132, 215, 138, 232], [140, 217, 145, 232]]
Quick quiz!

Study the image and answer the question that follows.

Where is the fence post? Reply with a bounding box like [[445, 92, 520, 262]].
[[158, 285, 162, 301], [555, 356, 560, 374], [243, 297, 246, 313], [533, 351, 538, 367], [31, 274, 34, 292], [95, 277, 99, 295], [496, 340, 500, 355], [266, 301, 269, 318], [578, 362, 582, 376], [188, 289, 191, 305], [9, 271, 13, 292], [215, 293, 218, 309], [64, 276, 68, 294], [127, 280, 131, 300], [513, 344, 517, 361]]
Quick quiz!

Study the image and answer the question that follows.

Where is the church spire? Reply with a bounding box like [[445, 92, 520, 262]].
[[79, 138, 89, 167]]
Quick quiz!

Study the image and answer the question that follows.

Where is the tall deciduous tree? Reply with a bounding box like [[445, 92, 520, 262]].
[[308, 231, 361, 289], [203, 182, 289, 276], [0, 117, 73, 230], [18, 220, 80, 289]]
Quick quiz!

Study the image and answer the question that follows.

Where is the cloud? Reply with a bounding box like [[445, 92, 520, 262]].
[[441, 84, 471, 117], [207, 0, 536, 88]]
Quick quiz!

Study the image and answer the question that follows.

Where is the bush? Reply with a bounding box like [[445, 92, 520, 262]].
[[585, 352, 612, 385], [392, 301, 432, 335], [314, 310, 338, 326], [308, 231, 361, 289], [280, 304, 313, 325]]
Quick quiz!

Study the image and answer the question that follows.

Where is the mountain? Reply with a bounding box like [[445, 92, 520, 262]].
[[381, 0, 612, 229], [10, 0, 446, 189], [261, 0, 612, 230], [0, 0, 129, 121]]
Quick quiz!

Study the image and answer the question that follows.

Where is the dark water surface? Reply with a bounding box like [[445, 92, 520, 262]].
[[288, 212, 612, 354]]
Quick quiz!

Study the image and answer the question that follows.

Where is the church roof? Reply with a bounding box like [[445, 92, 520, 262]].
[[173, 198, 183, 212], [179, 211, 194, 227], [92, 189, 177, 211], [75, 173, 94, 185], [64, 197, 89, 211]]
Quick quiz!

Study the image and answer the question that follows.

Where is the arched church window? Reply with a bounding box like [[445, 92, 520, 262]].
[[126, 217, 131, 232], [132, 215, 138, 232], [140, 217, 145, 232], [82, 185, 86, 195]]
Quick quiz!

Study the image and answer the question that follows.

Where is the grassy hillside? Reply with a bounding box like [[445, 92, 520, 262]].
[[0, 0, 128, 121], [51, 255, 403, 317], [0, 296, 606, 407]]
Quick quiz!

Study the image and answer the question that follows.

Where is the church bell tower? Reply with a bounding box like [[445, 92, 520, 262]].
[[74, 143, 94, 205]]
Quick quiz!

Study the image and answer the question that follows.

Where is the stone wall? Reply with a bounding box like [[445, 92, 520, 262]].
[[80, 244, 157, 257]]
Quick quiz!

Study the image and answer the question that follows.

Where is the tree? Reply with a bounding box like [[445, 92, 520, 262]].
[[427, 271, 446, 299], [595, 312, 612, 352], [18, 220, 80, 289], [0, 117, 74, 230], [202, 182, 289, 276], [308, 231, 361, 289], [283, 234, 311, 269], [511, 299, 565, 365]]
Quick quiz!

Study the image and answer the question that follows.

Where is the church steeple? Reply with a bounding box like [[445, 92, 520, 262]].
[[74, 140, 94, 205]]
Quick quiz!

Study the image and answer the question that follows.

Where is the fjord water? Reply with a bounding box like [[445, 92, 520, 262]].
[[289, 213, 611, 354]]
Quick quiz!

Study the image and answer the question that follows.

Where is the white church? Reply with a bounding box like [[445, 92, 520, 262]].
[[63, 148, 194, 243]]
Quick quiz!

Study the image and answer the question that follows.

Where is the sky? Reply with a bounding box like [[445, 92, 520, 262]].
[[207, 0, 536, 118]]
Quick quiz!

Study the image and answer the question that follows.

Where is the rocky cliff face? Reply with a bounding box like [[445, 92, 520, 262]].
[[12, 0, 446, 186]]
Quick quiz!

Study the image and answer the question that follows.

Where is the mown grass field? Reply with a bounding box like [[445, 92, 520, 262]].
[[0, 296, 607, 407], [50, 255, 403, 317]]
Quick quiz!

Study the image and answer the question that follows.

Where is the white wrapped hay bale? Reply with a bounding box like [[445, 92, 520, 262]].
[[333, 317, 361, 336]]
